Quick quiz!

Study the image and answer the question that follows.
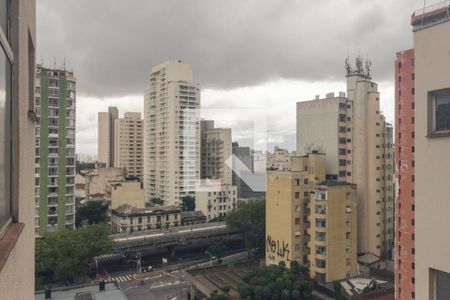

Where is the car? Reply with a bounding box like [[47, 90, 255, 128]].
[[142, 266, 153, 273]]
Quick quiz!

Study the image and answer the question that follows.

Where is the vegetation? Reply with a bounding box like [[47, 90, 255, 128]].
[[35, 225, 115, 285], [75, 200, 108, 228], [206, 291, 229, 300], [225, 199, 265, 257], [206, 238, 229, 265], [179, 195, 196, 211], [76, 160, 95, 173], [237, 261, 313, 300], [149, 197, 164, 205]]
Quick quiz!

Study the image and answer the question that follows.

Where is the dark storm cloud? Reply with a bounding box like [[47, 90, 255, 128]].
[[37, 0, 423, 97]]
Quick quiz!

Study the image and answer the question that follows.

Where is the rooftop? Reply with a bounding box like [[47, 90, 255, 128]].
[[412, 0, 450, 30], [113, 204, 180, 216]]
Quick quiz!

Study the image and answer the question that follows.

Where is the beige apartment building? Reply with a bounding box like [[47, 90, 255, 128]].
[[106, 180, 146, 209], [266, 153, 358, 283], [411, 3, 450, 299], [0, 0, 36, 298], [196, 183, 237, 221], [297, 68, 394, 259], [267, 146, 293, 170], [200, 120, 233, 185], [98, 108, 143, 179], [98, 106, 118, 167], [144, 60, 201, 205], [114, 112, 143, 179], [85, 167, 125, 199]]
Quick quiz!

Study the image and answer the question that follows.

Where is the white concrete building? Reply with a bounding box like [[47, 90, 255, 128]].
[[144, 60, 201, 205], [267, 146, 293, 171]]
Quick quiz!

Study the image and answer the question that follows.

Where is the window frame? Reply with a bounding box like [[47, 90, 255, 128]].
[[428, 88, 450, 137], [0, 4, 13, 235]]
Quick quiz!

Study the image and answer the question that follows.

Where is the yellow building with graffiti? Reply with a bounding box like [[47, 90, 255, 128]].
[[266, 152, 358, 282]]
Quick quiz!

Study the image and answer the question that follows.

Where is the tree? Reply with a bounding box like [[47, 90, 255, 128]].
[[35, 225, 115, 285], [237, 262, 312, 300], [149, 197, 164, 205], [179, 195, 195, 211], [207, 238, 229, 265], [75, 200, 108, 228], [225, 199, 265, 257]]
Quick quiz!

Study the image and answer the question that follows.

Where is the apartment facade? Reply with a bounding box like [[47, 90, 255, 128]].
[[411, 4, 450, 299], [266, 153, 358, 283], [196, 184, 237, 221], [0, 0, 36, 298], [35, 65, 76, 235], [144, 60, 201, 205], [98, 106, 118, 167], [106, 180, 146, 209], [114, 112, 143, 179], [394, 48, 416, 300], [267, 146, 294, 170], [297, 67, 395, 258], [200, 119, 232, 185]]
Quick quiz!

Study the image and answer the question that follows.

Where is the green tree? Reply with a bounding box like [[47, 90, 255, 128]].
[[75, 200, 108, 228], [35, 224, 115, 285], [179, 195, 196, 211], [226, 199, 265, 257], [207, 238, 228, 261], [149, 197, 164, 205], [237, 262, 312, 300]]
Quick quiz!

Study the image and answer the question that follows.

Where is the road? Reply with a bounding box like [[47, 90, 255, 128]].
[[119, 272, 190, 300]]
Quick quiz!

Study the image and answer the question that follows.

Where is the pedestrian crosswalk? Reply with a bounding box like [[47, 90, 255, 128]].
[[95, 253, 121, 260], [108, 274, 134, 283]]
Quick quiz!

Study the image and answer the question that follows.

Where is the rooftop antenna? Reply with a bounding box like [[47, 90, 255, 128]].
[[53, 57, 56, 69], [63, 58, 66, 70]]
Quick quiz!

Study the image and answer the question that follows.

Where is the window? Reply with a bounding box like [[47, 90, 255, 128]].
[[0, 35, 12, 230], [346, 232, 351, 240], [432, 268, 450, 300], [430, 89, 450, 134]]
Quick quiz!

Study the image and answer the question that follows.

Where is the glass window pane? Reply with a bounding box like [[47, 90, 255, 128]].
[[0, 46, 11, 228], [435, 91, 450, 132], [0, 0, 9, 39]]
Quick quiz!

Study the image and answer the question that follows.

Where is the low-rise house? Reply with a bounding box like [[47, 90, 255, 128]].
[[111, 204, 181, 234], [181, 211, 207, 225]]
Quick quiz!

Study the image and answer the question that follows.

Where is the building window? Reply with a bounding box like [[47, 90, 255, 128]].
[[0, 42, 12, 230], [431, 269, 450, 300], [430, 89, 450, 135]]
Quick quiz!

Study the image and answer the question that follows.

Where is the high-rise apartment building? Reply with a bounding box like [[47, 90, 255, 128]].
[[200, 119, 232, 185], [394, 48, 416, 300], [266, 153, 358, 283], [144, 60, 201, 205], [98, 108, 143, 179], [35, 65, 76, 235], [98, 106, 118, 167], [196, 120, 237, 220], [114, 112, 143, 179], [297, 65, 395, 258], [0, 0, 36, 297], [411, 3, 450, 299]]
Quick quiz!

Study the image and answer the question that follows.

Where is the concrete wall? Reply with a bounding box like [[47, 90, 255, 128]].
[[414, 17, 450, 300], [0, 0, 36, 298]]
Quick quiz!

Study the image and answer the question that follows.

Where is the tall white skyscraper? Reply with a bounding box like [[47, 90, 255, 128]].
[[144, 60, 201, 205]]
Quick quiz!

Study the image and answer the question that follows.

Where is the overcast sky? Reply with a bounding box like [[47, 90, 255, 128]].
[[37, 0, 427, 157]]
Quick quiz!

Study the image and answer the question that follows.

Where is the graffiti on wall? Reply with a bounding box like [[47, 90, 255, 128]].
[[266, 235, 290, 261]]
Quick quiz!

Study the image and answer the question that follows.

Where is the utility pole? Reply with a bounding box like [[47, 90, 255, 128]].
[[136, 252, 142, 274]]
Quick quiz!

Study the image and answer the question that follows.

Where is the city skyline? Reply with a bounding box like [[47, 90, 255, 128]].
[[36, 0, 431, 156]]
